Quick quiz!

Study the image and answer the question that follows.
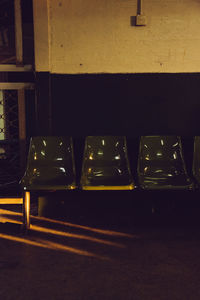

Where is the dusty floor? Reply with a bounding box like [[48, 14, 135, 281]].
[[1, 191, 200, 300]]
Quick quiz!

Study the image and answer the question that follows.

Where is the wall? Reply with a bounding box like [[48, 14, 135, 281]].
[[32, 0, 200, 174], [32, 0, 200, 143], [33, 0, 200, 73], [33, 0, 50, 71], [51, 73, 200, 137]]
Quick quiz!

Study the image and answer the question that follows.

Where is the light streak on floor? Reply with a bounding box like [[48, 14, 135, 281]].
[[0, 214, 126, 248], [0, 208, 136, 238], [0, 232, 109, 260], [0, 208, 141, 261], [32, 225, 125, 248]]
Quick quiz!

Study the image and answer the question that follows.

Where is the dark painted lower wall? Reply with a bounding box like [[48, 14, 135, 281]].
[[51, 73, 200, 137]]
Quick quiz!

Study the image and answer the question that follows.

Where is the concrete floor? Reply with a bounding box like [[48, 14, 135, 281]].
[[1, 191, 200, 300]]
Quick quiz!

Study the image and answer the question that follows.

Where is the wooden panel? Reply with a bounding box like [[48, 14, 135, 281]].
[[0, 65, 32, 72], [0, 83, 34, 89], [18, 89, 26, 170], [14, 0, 23, 65]]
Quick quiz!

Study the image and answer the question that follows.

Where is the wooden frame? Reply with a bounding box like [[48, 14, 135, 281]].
[[0, 83, 34, 89], [14, 0, 23, 65], [0, 65, 32, 72]]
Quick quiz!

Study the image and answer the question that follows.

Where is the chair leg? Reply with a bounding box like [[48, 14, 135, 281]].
[[23, 191, 30, 230]]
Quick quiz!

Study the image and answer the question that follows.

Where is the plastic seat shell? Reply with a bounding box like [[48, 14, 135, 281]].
[[21, 136, 76, 191], [20, 136, 76, 230], [137, 136, 194, 190], [80, 136, 135, 190]]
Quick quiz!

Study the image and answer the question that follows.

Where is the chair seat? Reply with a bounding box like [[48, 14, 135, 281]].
[[82, 184, 134, 190], [21, 166, 76, 191], [82, 166, 133, 185], [80, 136, 135, 191], [137, 136, 194, 191], [139, 174, 194, 190], [23, 184, 76, 191], [20, 136, 76, 191]]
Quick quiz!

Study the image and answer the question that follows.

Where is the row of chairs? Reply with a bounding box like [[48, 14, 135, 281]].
[[20, 135, 200, 229]]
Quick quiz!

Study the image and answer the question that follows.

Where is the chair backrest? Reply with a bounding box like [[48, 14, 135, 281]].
[[80, 136, 134, 190], [21, 136, 76, 190], [192, 136, 200, 183], [137, 136, 190, 186]]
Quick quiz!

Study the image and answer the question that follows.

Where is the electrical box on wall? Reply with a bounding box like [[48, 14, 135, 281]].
[[136, 14, 147, 26]]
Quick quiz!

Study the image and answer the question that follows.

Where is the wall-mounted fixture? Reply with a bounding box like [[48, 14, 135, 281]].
[[132, 0, 147, 26]]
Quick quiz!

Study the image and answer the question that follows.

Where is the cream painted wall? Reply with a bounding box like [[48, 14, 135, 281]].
[[33, 0, 50, 71], [33, 0, 200, 73]]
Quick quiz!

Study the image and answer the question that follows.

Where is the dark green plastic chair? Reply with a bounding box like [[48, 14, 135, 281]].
[[80, 136, 135, 190], [192, 136, 200, 186], [20, 136, 76, 229], [137, 136, 194, 190]]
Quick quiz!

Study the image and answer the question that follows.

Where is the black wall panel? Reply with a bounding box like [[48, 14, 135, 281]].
[[51, 73, 200, 137]]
